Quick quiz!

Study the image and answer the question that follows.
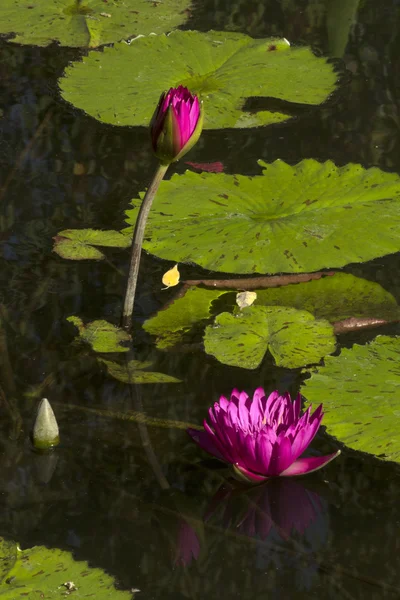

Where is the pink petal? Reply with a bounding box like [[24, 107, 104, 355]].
[[203, 420, 237, 463], [290, 416, 322, 461], [187, 427, 224, 461], [230, 388, 241, 403], [249, 388, 266, 429], [267, 436, 293, 476], [233, 463, 269, 483], [279, 451, 341, 477], [219, 395, 229, 411], [188, 97, 200, 134]]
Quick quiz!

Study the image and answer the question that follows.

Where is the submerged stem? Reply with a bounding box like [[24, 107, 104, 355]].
[[121, 162, 169, 330]]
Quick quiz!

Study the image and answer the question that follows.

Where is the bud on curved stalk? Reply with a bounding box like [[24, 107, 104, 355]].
[[122, 86, 204, 330], [32, 398, 60, 451], [151, 86, 204, 165]]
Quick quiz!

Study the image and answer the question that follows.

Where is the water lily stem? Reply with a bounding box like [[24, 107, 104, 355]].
[[122, 162, 169, 330]]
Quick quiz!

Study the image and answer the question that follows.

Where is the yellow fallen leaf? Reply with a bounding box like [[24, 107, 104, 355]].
[[162, 264, 180, 289], [236, 291, 257, 309]]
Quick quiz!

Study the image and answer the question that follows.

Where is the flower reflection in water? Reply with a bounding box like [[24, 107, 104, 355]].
[[206, 478, 329, 589], [173, 519, 201, 568]]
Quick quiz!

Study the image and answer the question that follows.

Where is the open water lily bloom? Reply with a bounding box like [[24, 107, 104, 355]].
[[188, 388, 340, 483]]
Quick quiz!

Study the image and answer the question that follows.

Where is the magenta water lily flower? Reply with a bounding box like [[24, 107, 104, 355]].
[[188, 388, 340, 483], [150, 85, 204, 164]]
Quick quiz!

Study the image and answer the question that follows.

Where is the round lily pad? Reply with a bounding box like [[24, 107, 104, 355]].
[[124, 159, 400, 274], [204, 305, 336, 369], [67, 316, 131, 352], [0, 0, 192, 48], [60, 29, 338, 129], [302, 336, 400, 464]]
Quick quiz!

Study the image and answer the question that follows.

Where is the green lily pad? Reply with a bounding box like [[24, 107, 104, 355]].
[[124, 160, 400, 274], [204, 306, 336, 369], [67, 316, 131, 352], [100, 358, 181, 383], [302, 336, 400, 464], [144, 287, 226, 349], [0, 538, 17, 585], [255, 273, 400, 322], [0, 0, 192, 48], [0, 542, 133, 597], [53, 228, 130, 261], [60, 30, 338, 129]]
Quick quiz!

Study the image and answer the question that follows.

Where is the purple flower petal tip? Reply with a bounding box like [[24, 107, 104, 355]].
[[188, 387, 338, 480], [280, 451, 341, 477]]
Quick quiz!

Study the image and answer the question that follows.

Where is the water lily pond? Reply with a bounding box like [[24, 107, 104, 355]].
[[1, 0, 400, 597]]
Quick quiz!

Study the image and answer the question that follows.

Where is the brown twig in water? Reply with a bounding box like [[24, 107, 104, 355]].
[[333, 316, 398, 334], [161, 271, 337, 309], [183, 270, 336, 290]]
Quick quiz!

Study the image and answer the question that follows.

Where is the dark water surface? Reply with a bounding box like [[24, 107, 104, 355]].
[[1, 0, 400, 598]]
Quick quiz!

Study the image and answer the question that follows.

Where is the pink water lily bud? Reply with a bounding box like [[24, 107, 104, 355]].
[[188, 388, 340, 483], [150, 86, 204, 165]]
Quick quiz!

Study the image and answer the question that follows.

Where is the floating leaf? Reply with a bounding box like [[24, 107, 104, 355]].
[[100, 359, 181, 384], [0, 538, 17, 585], [53, 228, 130, 261], [67, 317, 131, 353], [302, 336, 400, 464], [124, 160, 400, 274], [0, 0, 192, 48], [204, 306, 336, 369], [236, 291, 257, 309], [144, 287, 226, 349], [162, 264, 180, 289], [0, 542, 133, 598], [60, 30, 338, 129], [254, 273, 400, 322]]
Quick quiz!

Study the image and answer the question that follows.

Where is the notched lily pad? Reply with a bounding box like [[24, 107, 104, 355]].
[[53, 228, 130, 261], [0, 542, 133, 597], [0, 0, 192, 48], [204, 305, 336, 369], [100, 358, 181, 384], [67, 316, 131, 353], [124, 160, 400, 274], [302, 336, 400, 464], [60, 29, 338, 129]]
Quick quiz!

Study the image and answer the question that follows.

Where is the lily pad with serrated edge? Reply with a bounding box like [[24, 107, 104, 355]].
[[144, 287, 227, 349], [53, 228, 130, 261], [60, 29, 338, 129], [100, 358, 181, 383], [204, 305, 336, 370], [67, 316, 131, 352], [124, 159, 400, 274], [0, 542, 133, 598], [0, 0, 192, 48], [302, 336, 400, 464]]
